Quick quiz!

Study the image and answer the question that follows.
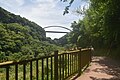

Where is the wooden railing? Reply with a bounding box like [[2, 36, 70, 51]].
[[0, 48, 92, 80]]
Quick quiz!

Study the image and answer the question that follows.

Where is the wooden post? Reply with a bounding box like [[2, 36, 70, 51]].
[[15, 64, 18, 80], [23, 64, 26, 80], [54, 50, 58, 80], [78, 48, 81, 76], [36, 60, 38, 80], [62, 53, 64, 80], [30, 61, 32, 80], [6, 66, 9, 80], [90, 48, 92, 63]]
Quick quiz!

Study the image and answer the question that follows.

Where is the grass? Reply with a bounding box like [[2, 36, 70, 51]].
[[0, 50, 91, 80], [0, 60, 51, 80], [93, 48, 120, 61], [93, 48, 108, 56]]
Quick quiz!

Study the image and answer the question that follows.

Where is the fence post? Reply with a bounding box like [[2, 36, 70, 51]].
[[90, 48, 92, 63], [54, 50, 58, 80], [78, 48, 81, 76], [6, 66, 10, 80]]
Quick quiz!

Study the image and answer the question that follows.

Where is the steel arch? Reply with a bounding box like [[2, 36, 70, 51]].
[[44, 26, 72, 33]]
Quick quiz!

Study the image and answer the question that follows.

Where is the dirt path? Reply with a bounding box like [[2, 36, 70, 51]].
[[76, 56, 120, 80]]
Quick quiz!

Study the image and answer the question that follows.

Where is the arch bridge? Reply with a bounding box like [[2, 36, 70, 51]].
[[44, 26, 72, 33]]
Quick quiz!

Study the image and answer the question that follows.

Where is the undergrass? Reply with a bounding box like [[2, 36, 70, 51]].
[[93, 48, 120, 60]]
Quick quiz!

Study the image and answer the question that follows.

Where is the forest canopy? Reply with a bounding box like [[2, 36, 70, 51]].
[[60, 0, 120, 58], [0, 7, 63, 62]]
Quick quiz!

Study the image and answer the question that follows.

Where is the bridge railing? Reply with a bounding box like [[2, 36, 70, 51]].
[[0, 48, 92, 80]]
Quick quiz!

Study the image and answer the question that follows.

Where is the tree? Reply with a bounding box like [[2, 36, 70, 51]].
[[61, 0, 120, 58]]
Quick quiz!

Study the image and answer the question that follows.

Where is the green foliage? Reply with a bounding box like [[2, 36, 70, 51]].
[[0, 23, 61, 62], [82, 0, 120, 49], [61, 0, 120, 58], [53, 34, 69, 46], [61, 0, 74, 15], [0, 7, 63, 62], [0, 7, 46, 41]]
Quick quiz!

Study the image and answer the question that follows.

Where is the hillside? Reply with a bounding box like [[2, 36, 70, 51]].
[[0, 7, 46, 41], [0, 7, 62, 62]]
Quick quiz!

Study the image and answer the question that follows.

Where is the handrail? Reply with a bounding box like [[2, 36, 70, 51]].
[[0, 48, 92, 80], [0, 48, 90, 66], [0, 55, 55, 68]]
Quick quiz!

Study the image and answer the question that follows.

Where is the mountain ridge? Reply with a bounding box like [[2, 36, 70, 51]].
[[0, 7, 62, 62], [0, 7, 46, 40]]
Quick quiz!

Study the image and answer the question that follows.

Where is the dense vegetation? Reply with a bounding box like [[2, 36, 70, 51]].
[[0, 7, 46, 41], [61, 0, 120, 58], [1, 0, 120, 62], [0, 7, 62, 62]]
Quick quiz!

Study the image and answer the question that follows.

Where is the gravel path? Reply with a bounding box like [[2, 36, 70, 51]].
[[76, 56, 120, 80]]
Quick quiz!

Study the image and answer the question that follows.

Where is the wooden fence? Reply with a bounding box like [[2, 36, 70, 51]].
[[0, 48, 92, 80]]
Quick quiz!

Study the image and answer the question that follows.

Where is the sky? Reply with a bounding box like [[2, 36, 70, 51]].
[[0, 0, 88, 39]]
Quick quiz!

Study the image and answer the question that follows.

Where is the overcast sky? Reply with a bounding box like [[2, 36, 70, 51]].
[[0, 0, 88, 39]]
